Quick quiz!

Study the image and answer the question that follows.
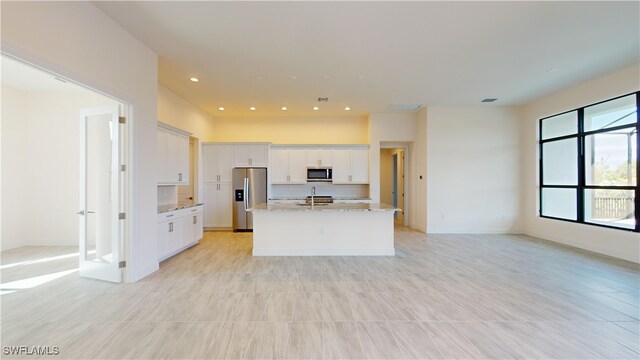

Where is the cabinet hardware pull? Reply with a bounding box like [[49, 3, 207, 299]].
[[169, 222, 173, 232], [178, 173, 182, 181], [193, 216, 197, 224], [166, 214, 174, 217]]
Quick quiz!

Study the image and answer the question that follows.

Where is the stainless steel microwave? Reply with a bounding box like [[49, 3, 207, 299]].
[[307, 168, 332, 182]]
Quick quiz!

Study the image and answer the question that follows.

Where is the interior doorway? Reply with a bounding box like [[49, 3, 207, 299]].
[[380, 147, 407, 226], [1, 54, 129, 288]]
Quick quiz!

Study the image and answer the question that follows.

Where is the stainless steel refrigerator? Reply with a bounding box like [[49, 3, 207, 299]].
[[232, 167, 267, 231]]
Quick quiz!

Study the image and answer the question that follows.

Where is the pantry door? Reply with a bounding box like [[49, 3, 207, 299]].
[[78, 105, 124, 282]]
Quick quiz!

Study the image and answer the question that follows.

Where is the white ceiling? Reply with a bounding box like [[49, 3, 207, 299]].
[[95, 1, 640, 117]]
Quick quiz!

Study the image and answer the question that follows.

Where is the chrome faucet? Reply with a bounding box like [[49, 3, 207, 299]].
[[311, 186, 316, 207]]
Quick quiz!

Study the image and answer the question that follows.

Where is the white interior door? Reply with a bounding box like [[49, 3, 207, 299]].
[[79, 105, 123, 282]]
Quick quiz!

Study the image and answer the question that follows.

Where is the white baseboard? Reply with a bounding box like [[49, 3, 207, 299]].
[[427, 227, 523, 234], [525, 229, 640, 264]]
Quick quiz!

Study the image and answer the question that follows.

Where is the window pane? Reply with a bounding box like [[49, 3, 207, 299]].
[[584, 94, 637, 132], [586, 130, 637, 186], [541, 188, 577, 220], [541, 111, 578, 139], [585, 189, 635, 230], [542, 139, 578, 185]]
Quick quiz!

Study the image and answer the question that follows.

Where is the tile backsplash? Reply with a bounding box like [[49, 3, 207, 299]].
[[157, 185, 178, 206], [271, 183, 369, 199]]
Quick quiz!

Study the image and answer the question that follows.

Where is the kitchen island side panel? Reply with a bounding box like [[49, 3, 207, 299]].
[[252, 210, 395, 256]]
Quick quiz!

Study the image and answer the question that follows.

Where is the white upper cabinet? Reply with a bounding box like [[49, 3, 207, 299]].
[[233, 144, 269, 167], [157, 124, 190, 184], [306, 147, 333, 167], [288, 148, 308, 183], [203, 144, 234, 183], [270, 146, 307, 184], [270, 147, 289, 183], [332, 146, 369, 184]]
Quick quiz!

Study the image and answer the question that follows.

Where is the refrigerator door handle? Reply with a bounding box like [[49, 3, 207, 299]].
[[244, 177, 249, 211]]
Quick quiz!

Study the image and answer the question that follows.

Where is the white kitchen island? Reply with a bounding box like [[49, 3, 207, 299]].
[[248, 203, 399, 256]]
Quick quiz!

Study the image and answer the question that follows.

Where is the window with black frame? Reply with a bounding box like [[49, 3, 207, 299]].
[[539, 92, 639, 232]]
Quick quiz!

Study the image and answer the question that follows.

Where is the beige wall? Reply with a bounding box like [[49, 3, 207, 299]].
[[158, 85, 216, 141], [210, 116, 369, 144], [522, 63, 640, 263], [379, 149, 393, 205]]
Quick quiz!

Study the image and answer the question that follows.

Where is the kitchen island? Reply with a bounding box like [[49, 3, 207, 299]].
[[248, 203, 399, 256]]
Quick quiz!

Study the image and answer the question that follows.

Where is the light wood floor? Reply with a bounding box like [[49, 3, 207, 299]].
[[1, 227, 639, 359]]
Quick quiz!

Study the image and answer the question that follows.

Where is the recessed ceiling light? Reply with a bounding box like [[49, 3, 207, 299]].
[[218, 106, 225, 111], [313, 106, 319, 111], [190, 77, 199, 82], [345, 106, 351, 111], [281, 106, 287, 111], [481, 98, 498, 103], [250, 106, 256, 111]]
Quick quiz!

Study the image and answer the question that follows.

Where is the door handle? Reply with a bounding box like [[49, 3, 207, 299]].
[[243, 177, 249, 211], [76, 211, 95, 215]]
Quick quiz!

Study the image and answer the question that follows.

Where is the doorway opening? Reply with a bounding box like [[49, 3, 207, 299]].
[[380, 146, 408, 227], [1, 54, 130, 289]]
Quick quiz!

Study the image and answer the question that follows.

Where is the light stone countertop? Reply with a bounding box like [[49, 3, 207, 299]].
[[158, 202, 204, 214], [249, 202, 399, 212], [269, 197, 372, 201]]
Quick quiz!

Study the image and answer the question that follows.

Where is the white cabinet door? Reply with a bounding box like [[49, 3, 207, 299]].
[[306, 147, 320, 167], [203, 183, 232, 228], [270, 147, 289, 184], [288, 148, 307, 184], [203, 144, 234, 182], [218, 145, 234, 182], [192, 211, 204, 242], [203, 183, 218, 227], [157, 221, 170, 259], [332, 147, 351, 184], [250, 145, 269, 166], [218, 183, 233, 227], [202, 144, 218, 182], [318, 147, 333, 167], [159, 128, 189, 184], [233, 145, 251, 167], [175, 134, 189, 184], [157, 128, 167, 183], [165, 131, 180, 183], [167, 218, 183, 254], [182, 215, 194, 247], [350, 147, 369, 183]]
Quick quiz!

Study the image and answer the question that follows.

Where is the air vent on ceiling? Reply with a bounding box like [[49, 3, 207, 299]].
[[481, 98, 498, 103], [387, 103, 423, 112], [317, 97, 329, 102]]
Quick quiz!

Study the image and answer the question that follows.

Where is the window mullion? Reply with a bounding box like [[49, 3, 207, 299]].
[[577, 108, 585, 223]]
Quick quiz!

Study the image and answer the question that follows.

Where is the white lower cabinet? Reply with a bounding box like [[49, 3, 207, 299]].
[[203, 182, 233, 228], [157, 205, 203, 261]]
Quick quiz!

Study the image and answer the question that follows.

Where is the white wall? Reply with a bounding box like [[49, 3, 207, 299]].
[[426, 106, 522, 233], [2, 2, 159, 281], [1, 86, 118, 250], [522, 64, 640, 263], [1, 87, 29, 250], [369, 112, 425, 230]]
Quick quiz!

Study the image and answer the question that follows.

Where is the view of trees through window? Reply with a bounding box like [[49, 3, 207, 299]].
[[540, 92, 639, 232]]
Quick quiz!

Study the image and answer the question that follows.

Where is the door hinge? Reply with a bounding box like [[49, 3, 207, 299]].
[[119, 212, 126, 220], [119, 116, 126, 124], [119, 261, 126, 268], [120, 164, 126, 172]]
